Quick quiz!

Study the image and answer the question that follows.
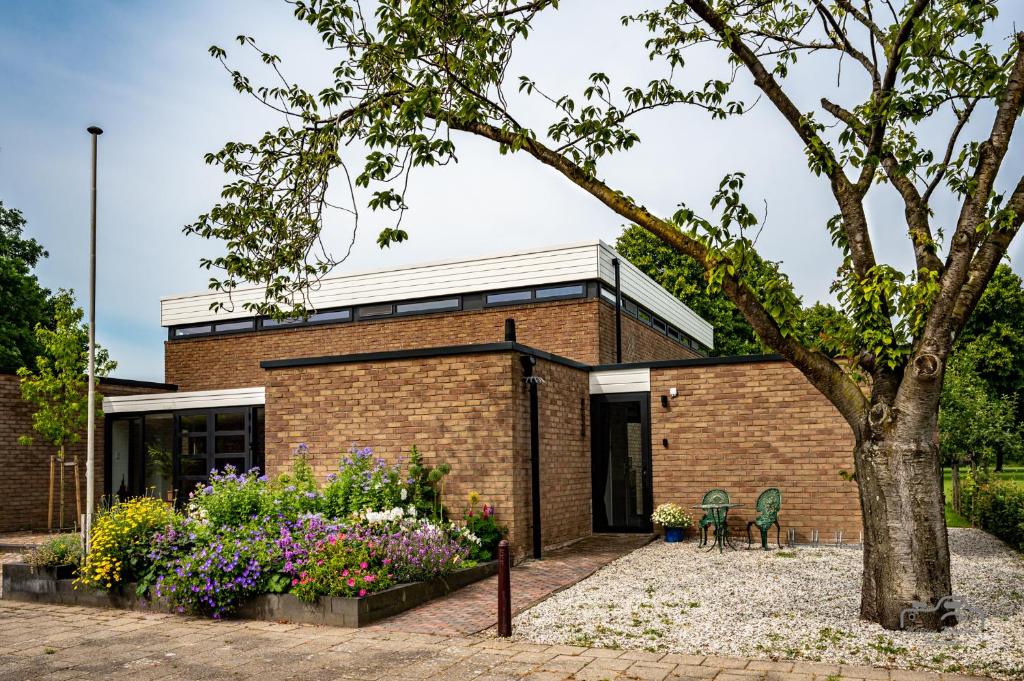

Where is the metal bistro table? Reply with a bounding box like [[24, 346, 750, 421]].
[[692, 502, 745, 553]]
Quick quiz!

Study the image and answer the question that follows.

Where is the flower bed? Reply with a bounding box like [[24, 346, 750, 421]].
[[2, 444, 507, 625]]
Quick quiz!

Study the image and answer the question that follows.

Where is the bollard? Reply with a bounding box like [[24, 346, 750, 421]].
[[497, 540, 512, 637]]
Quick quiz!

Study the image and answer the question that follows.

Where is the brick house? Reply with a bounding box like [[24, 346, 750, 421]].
[[3, 242, 861, 552]]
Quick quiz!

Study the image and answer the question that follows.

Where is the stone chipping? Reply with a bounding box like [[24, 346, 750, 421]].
[[512, 528, 1024, 679]]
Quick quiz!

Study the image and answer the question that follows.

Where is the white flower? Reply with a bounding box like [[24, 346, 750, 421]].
[[400, 488, 408, 501], [406, 505, 417, 517], [364, 507, 405, 524]]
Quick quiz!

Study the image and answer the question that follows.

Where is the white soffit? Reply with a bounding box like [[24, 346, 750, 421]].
[[103, 387, 265, 414], [160, 241, 714, 349], [589, 368, 652, 395]]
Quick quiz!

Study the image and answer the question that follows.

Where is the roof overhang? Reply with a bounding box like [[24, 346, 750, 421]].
[[103, 387, 265, 414]]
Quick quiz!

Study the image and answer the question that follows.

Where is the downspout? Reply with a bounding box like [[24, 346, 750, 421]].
[[520, 354, 542, 559], [612, 258, 622, 364]]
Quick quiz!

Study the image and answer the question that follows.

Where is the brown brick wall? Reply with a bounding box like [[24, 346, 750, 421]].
[[511, 358, 592, 553], [597, 303, 700, 364], [0, 373, 173, 532], [167, 299, 605, 392], [263, 352, 528, 549], [649, 360, 861, 543]]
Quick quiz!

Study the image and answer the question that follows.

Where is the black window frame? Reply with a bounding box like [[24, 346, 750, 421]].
[[534, 283, 586, 301], [394, 297, 462, 316]]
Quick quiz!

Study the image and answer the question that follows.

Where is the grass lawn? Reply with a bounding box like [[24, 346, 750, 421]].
[[942, 466, 1024, 527]]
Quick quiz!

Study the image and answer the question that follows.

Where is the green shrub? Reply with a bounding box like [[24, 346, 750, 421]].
[[27, 534, 82, 568], [961, 471, 1024, 551]]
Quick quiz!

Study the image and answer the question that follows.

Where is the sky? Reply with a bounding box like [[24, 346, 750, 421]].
[[1, 1, 1022, 382]]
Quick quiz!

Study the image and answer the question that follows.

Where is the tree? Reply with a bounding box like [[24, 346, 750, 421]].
[[939, 343, 1022, 511], [954, 263, 1024, 469], [189, 1, 1024, 629], [0, 201, 53, 371], [18, 291, 116, 527]]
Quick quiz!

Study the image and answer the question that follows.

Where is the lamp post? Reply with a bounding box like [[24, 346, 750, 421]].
[[85, 125, 102, 553]]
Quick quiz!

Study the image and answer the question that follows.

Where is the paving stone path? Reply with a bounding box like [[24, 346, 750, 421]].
[[370, 534, 655, 636], [0, 600, 983, 681]]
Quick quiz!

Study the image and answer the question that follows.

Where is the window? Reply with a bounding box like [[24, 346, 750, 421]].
[[215, 319, 254, 333], [261, 308, 350, 328], [174, 324, 212, 337], [486, 290, 532, 305], [622, 299, 638, 317], [395, 298, 460, 315], [359, 303, 394, 318], [309, 309, 350, 323], [535, 284, 585, 300], [637, 308, 653, 325], [652, 317, 667, 333], [600, 287, 617, 304]]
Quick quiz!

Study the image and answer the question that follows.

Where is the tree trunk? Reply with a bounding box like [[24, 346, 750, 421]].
[[951, 460, 961, 515], [995, 449, 1004, 472], [856, 410, 952, 630]]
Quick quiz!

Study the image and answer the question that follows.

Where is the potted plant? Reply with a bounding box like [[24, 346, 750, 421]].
[[651, 503, 693, 543]]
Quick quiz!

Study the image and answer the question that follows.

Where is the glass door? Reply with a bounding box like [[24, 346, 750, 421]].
[[174, 408, 253, 497], [591, 393, 652, 532]]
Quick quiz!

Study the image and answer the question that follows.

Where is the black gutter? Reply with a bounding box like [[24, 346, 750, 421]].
[[100, 377, 178, 391], [520, 355, 543, 560], [590, 353, 785, 372], [612, 258, 622, 364], [260, 341, 590, 372]]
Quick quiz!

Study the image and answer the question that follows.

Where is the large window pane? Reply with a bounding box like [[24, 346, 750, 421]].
[[215, 434, 246, 455], [179, 414, 207, 433], [535, 284, 584, 300], [215, 412, 245, 431], [144, 413, 174, 503], [110, 419, 131, 501]]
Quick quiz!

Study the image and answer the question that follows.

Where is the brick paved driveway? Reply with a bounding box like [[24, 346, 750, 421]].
[[371, 534, 654, 636], [0, 601, 984, 681]]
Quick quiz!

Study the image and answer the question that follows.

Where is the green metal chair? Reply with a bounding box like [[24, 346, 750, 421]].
[[698, 488, 730, 547], [746, 488, 783, 550]]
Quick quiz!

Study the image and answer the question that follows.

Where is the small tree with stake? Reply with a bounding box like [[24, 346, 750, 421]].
[[18, 291, 115, 531]]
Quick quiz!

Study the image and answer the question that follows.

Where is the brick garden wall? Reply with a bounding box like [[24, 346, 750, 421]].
[[649, 360, 861, 543], [167, 299, 605, 392], [596, 303, 700, 364], [0, 373, 174, 533], [511, 357, 592, 554]]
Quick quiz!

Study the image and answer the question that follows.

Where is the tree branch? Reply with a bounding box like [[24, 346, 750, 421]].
[[682, 0, 879, 282], [834, 0, 889, 48], [445, 116, 869, 433], [930, 32, 1024, 345]]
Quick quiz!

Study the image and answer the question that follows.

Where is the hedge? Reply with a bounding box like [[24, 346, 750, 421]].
[[961, 473, 1024, 551]]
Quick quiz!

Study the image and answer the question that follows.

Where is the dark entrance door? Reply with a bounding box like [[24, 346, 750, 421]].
[[176, 408, 253, 494], [591, 393, 653, 532]]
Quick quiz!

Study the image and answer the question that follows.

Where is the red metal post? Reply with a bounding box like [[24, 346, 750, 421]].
[[497, 540, 512, 637]]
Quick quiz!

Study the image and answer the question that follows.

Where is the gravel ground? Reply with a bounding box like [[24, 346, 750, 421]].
[[513, 528, 1024, 679]]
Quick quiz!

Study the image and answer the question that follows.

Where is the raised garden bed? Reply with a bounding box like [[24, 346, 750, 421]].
[[2, 559, 497, 627]]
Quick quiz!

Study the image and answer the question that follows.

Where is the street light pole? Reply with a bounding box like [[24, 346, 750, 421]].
[[85, 125, 102, 553]]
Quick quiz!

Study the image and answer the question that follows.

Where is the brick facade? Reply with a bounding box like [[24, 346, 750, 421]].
[[512, 358, 592, 553], [0, 372, 174, 532], [648, 360, 861, 543], [263, 351, 595, 558], [165, 298, 697, 392]]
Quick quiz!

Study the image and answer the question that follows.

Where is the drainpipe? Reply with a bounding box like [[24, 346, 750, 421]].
[[520, 354, 542, 559], [612, 258, 623, 364]]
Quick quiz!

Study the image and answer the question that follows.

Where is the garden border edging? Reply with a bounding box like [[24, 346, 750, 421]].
[[1, 560, 497, 627]]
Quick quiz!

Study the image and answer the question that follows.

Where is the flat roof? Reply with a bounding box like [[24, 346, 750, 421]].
[[161, 241, 715, 348]]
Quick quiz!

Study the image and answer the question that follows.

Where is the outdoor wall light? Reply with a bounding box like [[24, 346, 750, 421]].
[[669, 387, 678, 398], [660, 395, 669, 408]]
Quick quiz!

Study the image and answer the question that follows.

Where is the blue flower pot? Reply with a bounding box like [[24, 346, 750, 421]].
[[664, 527, 685, 543]]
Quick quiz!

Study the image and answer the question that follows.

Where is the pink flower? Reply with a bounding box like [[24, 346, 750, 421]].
[[347, 578, 356, 588], [359, 562, 368, 570], [364, 574, 375, 583], [342, 569, 349, 577], [291, 579, 298, 586], [358, 589, 367, 597]]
